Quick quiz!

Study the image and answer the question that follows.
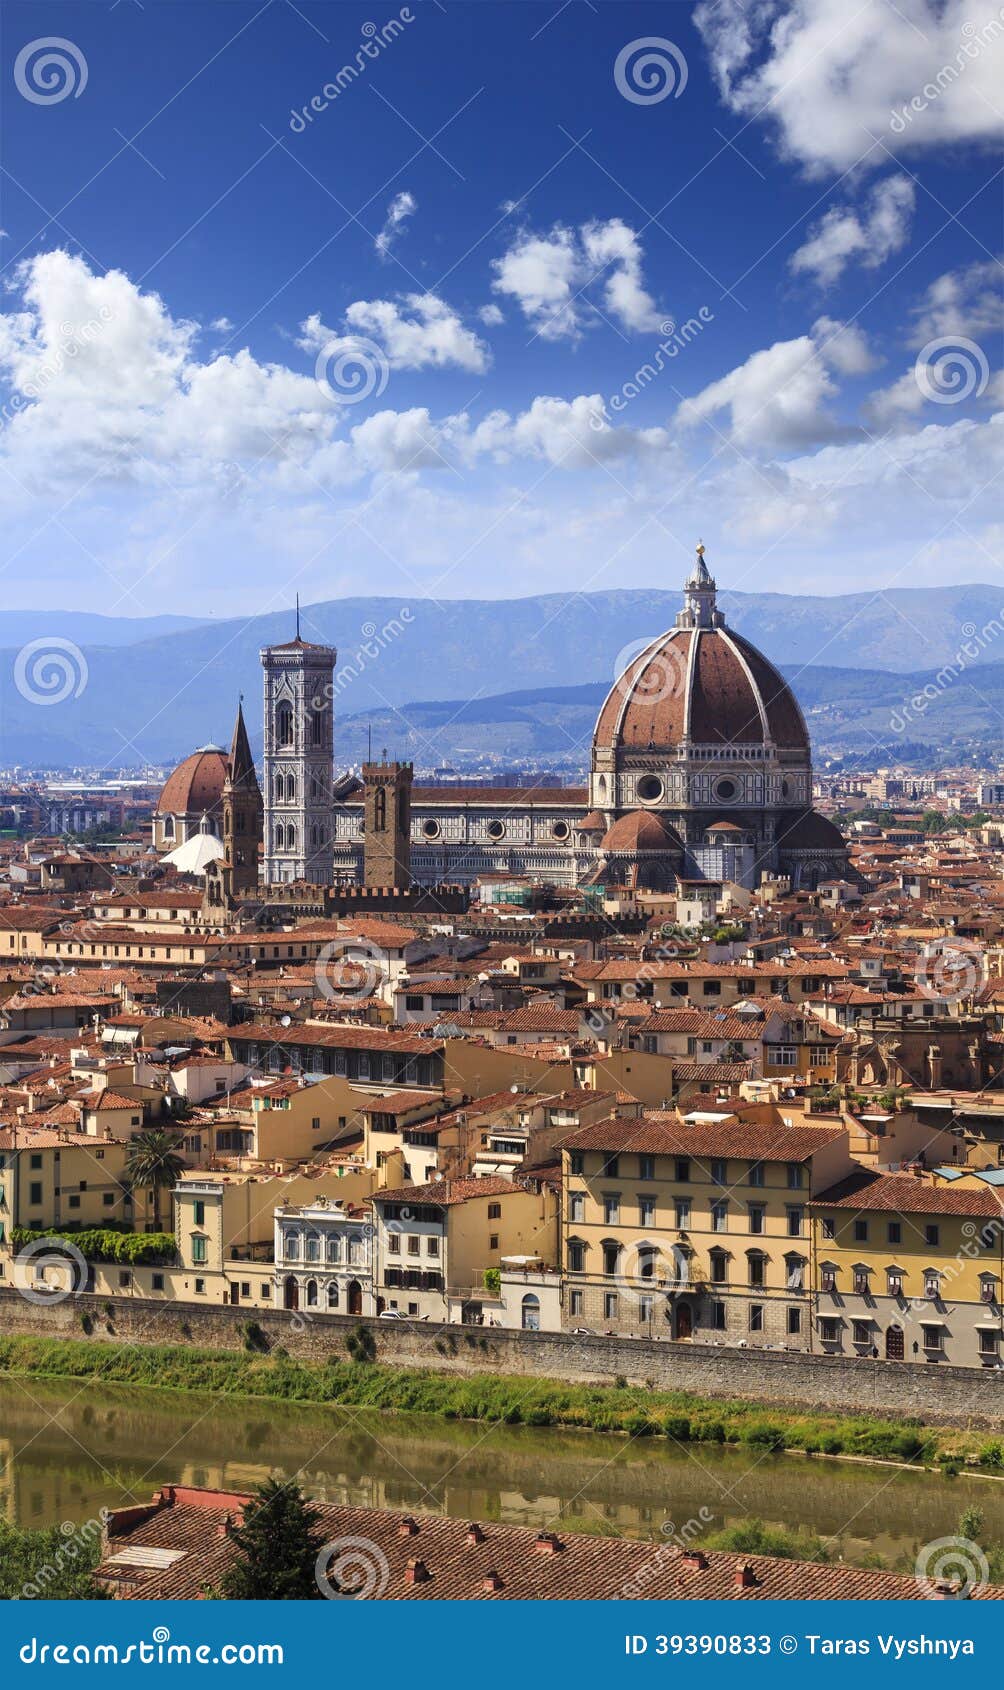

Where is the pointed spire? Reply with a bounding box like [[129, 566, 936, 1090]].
[[228, 698, 257, 790], [295, 592, 301, 641]]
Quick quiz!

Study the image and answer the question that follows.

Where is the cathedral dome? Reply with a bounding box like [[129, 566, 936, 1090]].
[[601, 810, 683, 853], [593, 550, 808, 757], [156, 746, 229, 817]]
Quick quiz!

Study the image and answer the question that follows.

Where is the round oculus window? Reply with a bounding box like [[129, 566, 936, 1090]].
[[552, 820, 570, 841], [714, 776, 737, 802], [422, 819, 441, 840], [487, 819, 505, 840], [636, 774, 664, 803]]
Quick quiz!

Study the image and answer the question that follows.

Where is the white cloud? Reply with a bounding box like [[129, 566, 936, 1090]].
[[467, 394, 669, 468], [492, 218, 665, 338], [677, 332, 846, 450], [580, 219, 664, 332], [864, 368, 928, 430], [694, 0, 1004, 174], [791, 175, 915, 285], [298, 294, 489, 373], [375, 191, 417, 260], [812, 316, 879, 376], [492, 224, 580, 339], [909, 257, 1003, 346], [478, 303, 504, 326], [210, 316, 234, 334]]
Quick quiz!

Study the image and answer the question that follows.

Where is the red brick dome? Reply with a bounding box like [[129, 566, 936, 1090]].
[[601, 810, 683, 853], [593, 583, 808, 757], [157, 746, 228, 816]]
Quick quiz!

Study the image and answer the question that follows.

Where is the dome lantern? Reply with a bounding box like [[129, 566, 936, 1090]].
[[677, 540, 725, 631]]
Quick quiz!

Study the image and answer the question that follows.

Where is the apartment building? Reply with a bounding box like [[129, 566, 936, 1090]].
[[559, 1112, 852, 1345], [811, 1166, 1004, 1367]]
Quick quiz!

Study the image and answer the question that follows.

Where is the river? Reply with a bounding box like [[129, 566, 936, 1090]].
[[1, 1377, 1001, 1568]]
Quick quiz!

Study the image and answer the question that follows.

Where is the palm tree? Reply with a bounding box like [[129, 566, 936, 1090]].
[[124, 1128, 187, 1232]]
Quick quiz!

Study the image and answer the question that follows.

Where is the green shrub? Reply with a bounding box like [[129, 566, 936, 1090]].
[[663, 1414, 691, 1442]]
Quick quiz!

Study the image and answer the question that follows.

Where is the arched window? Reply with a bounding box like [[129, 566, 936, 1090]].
[[374, 787, 386, 832], [286, 774, 296, 801], [276, 702, 293, 747], [327, 1281, 339, 1309], [521, 1293, 540, 1331], [310, 774, 319, 799], [162, 815, 175, 840], [287, 825, 296, 852], [274, 775, 283, 801], [306, 1279, 318, 1307], [309, 707, 324, 747]]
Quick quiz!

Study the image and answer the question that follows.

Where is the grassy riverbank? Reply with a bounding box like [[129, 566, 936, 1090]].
[[1, 1332, 1001, 1473]]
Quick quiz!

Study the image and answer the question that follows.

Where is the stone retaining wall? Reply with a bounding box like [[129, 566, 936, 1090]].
[[2, 1287, 1002, 1427]]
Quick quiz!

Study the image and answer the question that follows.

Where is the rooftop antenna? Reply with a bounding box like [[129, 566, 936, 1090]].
[[295, 593, 301, 640], [367, 724, 372, 762]]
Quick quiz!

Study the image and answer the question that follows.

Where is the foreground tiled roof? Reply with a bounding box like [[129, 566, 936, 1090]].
[[98, 1489, 1004, 1602]]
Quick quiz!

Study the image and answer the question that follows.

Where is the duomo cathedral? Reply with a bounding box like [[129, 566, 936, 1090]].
[[153, 548, 851, 899]]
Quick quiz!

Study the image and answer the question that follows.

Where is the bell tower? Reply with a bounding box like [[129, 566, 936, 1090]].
[[362, 757, 412, 888], [262, 605, 336, 884]]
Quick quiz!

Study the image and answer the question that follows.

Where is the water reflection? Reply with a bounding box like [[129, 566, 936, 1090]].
[[1, 1377, 1000, 1570]]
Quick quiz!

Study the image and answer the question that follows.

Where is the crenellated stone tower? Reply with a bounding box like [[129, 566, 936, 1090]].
[[362, 757, 413, 888]]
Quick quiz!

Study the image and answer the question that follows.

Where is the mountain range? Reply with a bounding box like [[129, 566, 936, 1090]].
[[0, 584, 1000, 769]]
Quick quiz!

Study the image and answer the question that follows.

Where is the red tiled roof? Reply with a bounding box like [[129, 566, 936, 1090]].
[[97, 1490, 1004, 1602], [560, 1112, 845, 1161], [811, 1168, 1003, 1217]]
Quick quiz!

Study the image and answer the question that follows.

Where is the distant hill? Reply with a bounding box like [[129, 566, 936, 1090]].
[[328, 661, 999, 773], [0, 611, 205, 649], [0, 583, 1000, 767]]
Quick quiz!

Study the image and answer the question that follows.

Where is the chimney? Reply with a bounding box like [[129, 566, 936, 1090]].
[[534, 1531, 564, 1555], [465, 1523, 486, 1545], [404, 1558, 431, 1585], [681, 1549, 708, 1571], [482, 1570, 504, 1592], [734, 1561, 757, 1589], [398, 1516, 420, 1537]]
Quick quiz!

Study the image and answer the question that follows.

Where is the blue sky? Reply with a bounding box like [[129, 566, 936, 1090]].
[[0, 0, 1001, 618]]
